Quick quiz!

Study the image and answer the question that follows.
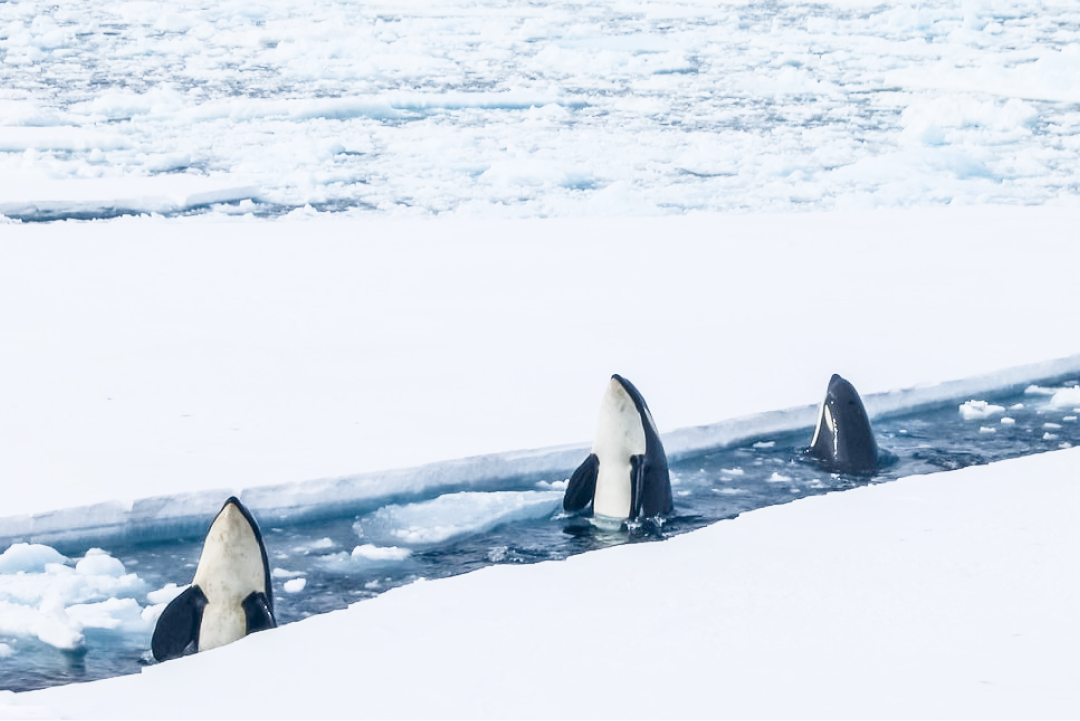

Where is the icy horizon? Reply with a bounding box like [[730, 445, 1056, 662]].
[[4, 0, 1080, 221]]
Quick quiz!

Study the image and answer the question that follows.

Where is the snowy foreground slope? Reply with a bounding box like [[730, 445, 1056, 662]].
[[6, 446, 1079, 719]]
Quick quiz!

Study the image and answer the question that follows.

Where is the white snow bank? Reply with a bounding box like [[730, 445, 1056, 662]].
[[11, 446, 1080, 719]]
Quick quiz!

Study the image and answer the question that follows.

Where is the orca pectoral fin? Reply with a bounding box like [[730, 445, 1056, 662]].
[[151, 585, 207, 662], [563, 454, 599, 512], [641, 454, 674, 518], [243, 591, 277, 634], [629, 454, 645, 519]]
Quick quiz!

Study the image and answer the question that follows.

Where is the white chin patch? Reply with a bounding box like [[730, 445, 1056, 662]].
[[590, 379, 646, 519], [811, 400, 827, 447], [192, 504, 267, 652]]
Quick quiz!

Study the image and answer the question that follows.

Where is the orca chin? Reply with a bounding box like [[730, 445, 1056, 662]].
[[807, 373, 879, 475], [151, 497, 276, 662], [563, 374, 673, 521]]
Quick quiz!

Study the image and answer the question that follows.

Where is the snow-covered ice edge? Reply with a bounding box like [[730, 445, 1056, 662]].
[[5, 353, 1078, 551], [0, 176, 259, 222]]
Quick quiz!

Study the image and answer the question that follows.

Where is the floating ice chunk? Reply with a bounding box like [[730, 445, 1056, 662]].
[[0, 127, 129, 153], [0, 175, 259, 221], [292, 538, 337, 555], [1044, 432, 1059, 440], [354, 491, 562, 546], [899, 96, 1037, 148], [525, 103, 571, 122], [66, 598, 148, 634], [721, 468, 745, 476], [1024, 385, 1056, 396], [900, 111, 946, 145], [535, 479, 568, 491], [75, 549, 126, 577], [283, 578, 307, 594], [0, 544, 150, 654], [272, 568, 305, 579], [959, 400, 1005, 420], [316, 544, 414, 573], [146, 583, 186, 606], [0, 600, 86, 651], [153, 14, 193, 33], [36, 616, 84, 651], [1049, 387, 1080, 409], [351, 545, 412, 562], [979, 426, 996, 434], [753, 441, 775, 449], [479, 159, 591, 189], [1064, 416, 1078, 422], [712, 488, 748, 495], [0, 643, 11, 658], [74, 87, 187, 120], [1000, 417, 1016, 425], [283, 204, 321, 220], [767, 472, 792, 482], [0, 543, 67, 574], [1044, 423, 1062, 430], [1010, 403, 1025, 410], [64, 565, 147, 603]]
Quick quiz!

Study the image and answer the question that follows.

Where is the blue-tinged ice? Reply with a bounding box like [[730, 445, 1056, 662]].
[[354, 490, 563, 546], [0, 543, 67, 574], [0, 547, 151, 652]]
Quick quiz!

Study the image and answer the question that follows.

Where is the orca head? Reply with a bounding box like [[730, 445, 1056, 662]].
[[191, 497, 274, 652], [808, 374, 878, 474], [587, 374, 672, 520], [150, 497, 276, 661]]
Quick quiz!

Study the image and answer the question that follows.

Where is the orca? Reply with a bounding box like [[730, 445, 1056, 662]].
[[563, 374, 673, 521], [151, 497, 276, 662], [807, 374, 879, 475]]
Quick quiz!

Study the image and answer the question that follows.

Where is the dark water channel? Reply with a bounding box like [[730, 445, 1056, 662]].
[[3, 376, 1078, 692]]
